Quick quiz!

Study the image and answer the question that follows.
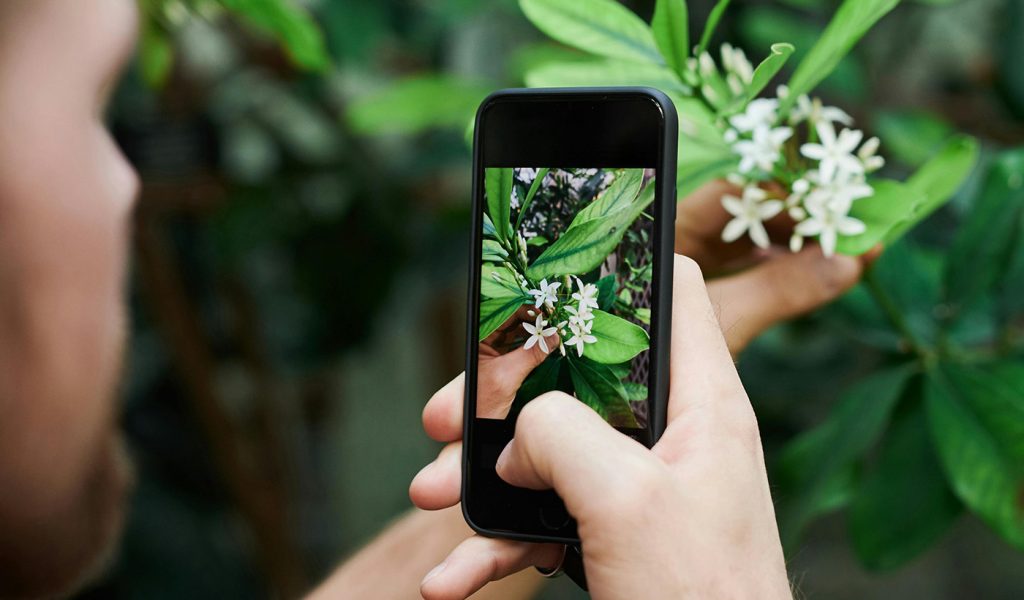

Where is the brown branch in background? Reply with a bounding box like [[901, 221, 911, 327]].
[[134, 210, 307, 597]]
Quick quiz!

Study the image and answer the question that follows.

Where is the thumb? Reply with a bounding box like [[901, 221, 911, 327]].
[[490, 331, 558, 390], [707, 245, 878, 355]]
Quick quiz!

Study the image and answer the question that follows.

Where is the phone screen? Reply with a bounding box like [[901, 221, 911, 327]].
[[464, 90, 675, 542], [476, 167, 655, 430]]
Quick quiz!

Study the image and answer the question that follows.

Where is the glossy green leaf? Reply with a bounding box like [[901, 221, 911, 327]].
[[836, 180, 923, 256], [485, 168, 514, 245], [525, 59, 687, 93], [781, 0, 901, 112], [348, 76, 491, 135], [519, 0, 664, 64], [925, 369, 1024, 550], [479, 296, 527, 341], [886, 135, 980, 242], [848, 399, 962, 571], [943, 149, 1024, 317], [573, 169, 644, 224], [652, 0, 689, 76], [584, 310, 650, 364], [696, 0, 732, 57], [567, 356, 638, 428], [775, 365, 916, 549], [527, 182, 654, 280], [481, 264, 524, 299], [743, 43, 794, 104]]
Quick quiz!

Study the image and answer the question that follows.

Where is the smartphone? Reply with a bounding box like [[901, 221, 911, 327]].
[[462, 88, 677, 543]]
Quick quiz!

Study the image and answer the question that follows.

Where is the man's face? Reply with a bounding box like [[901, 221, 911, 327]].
[[0, 0, 139, 595]]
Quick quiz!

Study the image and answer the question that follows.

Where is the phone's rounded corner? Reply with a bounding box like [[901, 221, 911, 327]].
[[632, 87, 677, 125], [472, 88, 519, 143], [460, 500, 496, 539]]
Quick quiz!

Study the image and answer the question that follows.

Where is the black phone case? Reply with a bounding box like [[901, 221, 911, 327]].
[[462, 87, 678, 544]]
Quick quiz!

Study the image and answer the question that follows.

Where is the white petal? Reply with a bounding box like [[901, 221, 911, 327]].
[[818, 159, 838, 184], [722, 217, 749, 243], [838, 128, 864, 153], [816, 120, 837, 145], [820, 227, 837, 257], [759, 200, 784, 220], [523, 322, 536, 335], [538, 337, 549, 354], [796, 218, 824, 237], [801, 143, 826, 161], [837, 216, 866, 236], [722, 195, 745, 216], [749, 221, 771, 249], [523, 336, 538, 350], [790, 233, 804, 253]]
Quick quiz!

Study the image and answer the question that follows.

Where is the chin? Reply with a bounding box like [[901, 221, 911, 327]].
[[0, 435, 134, 599]]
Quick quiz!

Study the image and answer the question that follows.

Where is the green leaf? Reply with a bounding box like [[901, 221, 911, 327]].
[[526, 181, 654, 280], [221, 0, 330, 71], [485, 168, 514, 245], [596, 275, 617, 310], [479, 296, 528, 341], [623, 382, 648, 402], [527, 236, 549, 246], [943, 148, 1024, 317], [651, 0, 689, 77], [482, 240, 508, 262], [696, 0, 732, 57], [515, 168, 551, 232], [481, 264, 524, 299], [573, 169, 644, 224], [519, 0, 664, 64], [139, 24, 174, 88], [775, 365, 916, 549], [744, 43, 795, 103], [848, 399, 962, 571], [836, 180, 923, 256], [525, 59, 687, 93], [885, 135, 980, 243], [925, 368, 1024, 550], [873, 110, 956, 167], [567, 356, 638, 428], [585, 310, 650, 364], [347, 75, 491, 135], [781, 0, 901, 112]]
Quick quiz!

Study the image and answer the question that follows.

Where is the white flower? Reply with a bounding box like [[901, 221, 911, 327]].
[[721, 186, 784, 249], [517, 167, 538, 184], [800, 121, 865, 183], [733, 125, 793, 173], [510, 186, 520, 209], [729, 98, 780, 133], [571, 277, 600, 311], [527, 278, 561, 309], [805, 170, 874, 213], [522, 314, 558, 354], [794, 199, 867, 257], [564, 320, 597, 357], [791, 95, 853, 128], [721, 43, 753, 84], [565, 304, 594, 328]]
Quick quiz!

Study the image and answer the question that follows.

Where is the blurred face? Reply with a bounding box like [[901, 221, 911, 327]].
[[0, 0, 139, 596]]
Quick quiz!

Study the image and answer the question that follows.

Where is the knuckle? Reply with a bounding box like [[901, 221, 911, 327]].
[[516, 392, 572, 437]]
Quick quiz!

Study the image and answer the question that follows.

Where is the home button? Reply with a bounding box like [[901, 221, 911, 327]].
[[539, 504, 571, 530]]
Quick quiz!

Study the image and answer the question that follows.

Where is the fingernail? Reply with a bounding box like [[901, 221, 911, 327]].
[[422, 561, 447, 585], [495, 440, 514, 474]]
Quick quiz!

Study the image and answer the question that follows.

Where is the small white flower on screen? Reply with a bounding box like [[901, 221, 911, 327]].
[[721, 186, 784, 249], [564, 320, 597, 357], [522, 314, 557, 354], [527, 278, 560, 309], [572, 277, 600, 311]]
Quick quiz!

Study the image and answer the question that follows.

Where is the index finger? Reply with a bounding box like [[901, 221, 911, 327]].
[[423, 373, 464, 443]]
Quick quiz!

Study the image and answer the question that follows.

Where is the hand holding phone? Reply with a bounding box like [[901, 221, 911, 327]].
[[413, 256, 792, 600]]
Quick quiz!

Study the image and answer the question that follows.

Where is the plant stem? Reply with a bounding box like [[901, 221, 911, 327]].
[[863, 266, 931, 361]]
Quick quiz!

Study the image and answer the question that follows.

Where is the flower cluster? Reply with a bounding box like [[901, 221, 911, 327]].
[[702, 45, 886, 257], [522, 276, 601, 357]]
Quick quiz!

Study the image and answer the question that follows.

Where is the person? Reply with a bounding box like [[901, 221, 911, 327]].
[[0, 1, 877, 598]]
